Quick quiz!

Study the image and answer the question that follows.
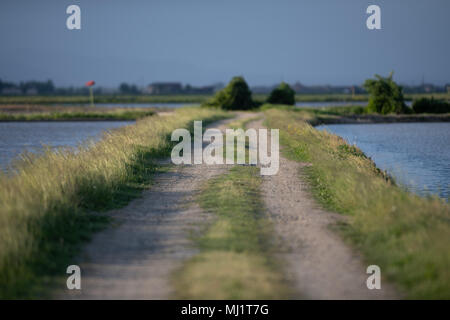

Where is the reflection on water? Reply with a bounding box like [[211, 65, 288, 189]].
[[74, 103, 195, 109], [64, 101, 413, 109], [295, 101, 412, 108], [0, 121, 133, 170], [317, 122, 450, 199], [295, 101, 367, 108]]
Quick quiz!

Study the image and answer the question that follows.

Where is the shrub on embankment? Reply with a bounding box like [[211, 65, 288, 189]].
[[0, 107, 227, 298], [412, 97, 450, 114], [265, 108, 450, 299], [267, 82, 295, 105], [364, 72, 408, 114], [202, 76, 256, 110]]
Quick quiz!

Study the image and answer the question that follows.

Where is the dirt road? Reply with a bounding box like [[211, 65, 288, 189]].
[[58, 115, 253, 299], [249, 119, 398, 299], [58, 113, 398, 299]]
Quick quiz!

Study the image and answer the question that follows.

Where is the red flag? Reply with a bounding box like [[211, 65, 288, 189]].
[[85, 80, 95, 87]]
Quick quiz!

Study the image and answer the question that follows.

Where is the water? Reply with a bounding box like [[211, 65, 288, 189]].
[[295, 101, 367, 108], [0, 121, 133, 170], [317, 122, 450, 199], [66, 101, 414, 109], [72, 103, 195, 109], [295, 101, 412, 108]]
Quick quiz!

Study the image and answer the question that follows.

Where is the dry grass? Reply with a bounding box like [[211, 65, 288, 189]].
[[0, 107, 227, 298], [264, 108, 450, 299]]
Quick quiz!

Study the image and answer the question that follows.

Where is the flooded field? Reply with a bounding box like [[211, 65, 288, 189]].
[[0, 121, 133, 169], [317, 122, 450, 198]]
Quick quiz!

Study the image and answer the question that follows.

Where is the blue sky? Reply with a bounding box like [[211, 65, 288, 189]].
[[0, 0, 449, 87]]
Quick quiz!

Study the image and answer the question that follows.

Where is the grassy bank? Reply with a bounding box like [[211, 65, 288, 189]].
[[264, 108, 450, 299], [310, 107, 450, 125], [0, 105, 157, 121], [174, 166, 290, 299], [269, 105, 450, 125], [294, 92, 449, 102], [0, 95, 211, 105], [1, 92, 447, 105], [0, 107, 228, 299]]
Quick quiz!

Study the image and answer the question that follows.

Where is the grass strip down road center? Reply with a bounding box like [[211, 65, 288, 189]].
[[174, 165, 290, 299]]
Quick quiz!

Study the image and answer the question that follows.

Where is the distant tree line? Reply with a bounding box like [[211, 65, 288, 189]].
[[0, 79, 220, 96], [1, 78, 448, 96], [0, 79, 96, 96], [0, 79, 55, 95], [253, 82, 449, 95], [204, 74, 449, 114], [119, 83, 140, 95]]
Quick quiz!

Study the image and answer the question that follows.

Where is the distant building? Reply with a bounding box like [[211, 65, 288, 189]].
[[252, 85, 276, 94], [25, 88, 38, 95], [1, 87, 21, 95], [146, 82, 183, 94], [291, 82, 307, 93], [423, 84, 434, 93], [184, 84, 215, 94]]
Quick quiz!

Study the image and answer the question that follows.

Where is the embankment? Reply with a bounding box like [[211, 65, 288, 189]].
[[264, 108, 450, 299], [0, 105, 157, 121], [0, 107, 228, 298], [310, 113, 450, 125]]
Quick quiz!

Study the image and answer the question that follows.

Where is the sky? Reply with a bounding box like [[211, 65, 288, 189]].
[[0, 0, 449, 87]]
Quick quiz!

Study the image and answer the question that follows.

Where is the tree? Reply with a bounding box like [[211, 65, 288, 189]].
[[18, 80, 55, 95], [364, 72, 407, 114], [412, 97, 450, 114], [267, 82, 296, 105], [119, 83, 139, 94], [203, 76, 254, 110]]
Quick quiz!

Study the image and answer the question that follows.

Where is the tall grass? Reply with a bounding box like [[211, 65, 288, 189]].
[[0, 107, 227, 298], [265, 108, 450, 299]]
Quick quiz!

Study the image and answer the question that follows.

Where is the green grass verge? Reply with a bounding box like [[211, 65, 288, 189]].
[[0, 108, 156, 121], [264, 108, 450, 299], [174, 166, 290, 299], [260, 104, 450, 126], [1, 92, 447, 105], [0, 107, 228, 299], [0, 95, 212, 105]]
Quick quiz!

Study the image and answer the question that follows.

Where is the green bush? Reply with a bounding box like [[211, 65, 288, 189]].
[[267, 82, 295, 105], [203, 76, 254, 110], [412, 97, 450, 114], [364, 72, 408, 114]]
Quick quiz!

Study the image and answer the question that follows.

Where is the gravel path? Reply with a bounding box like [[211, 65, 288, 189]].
[[248, 118, 398, 299], [58, 112, 398, 299], [58, 114, 254, 299]]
